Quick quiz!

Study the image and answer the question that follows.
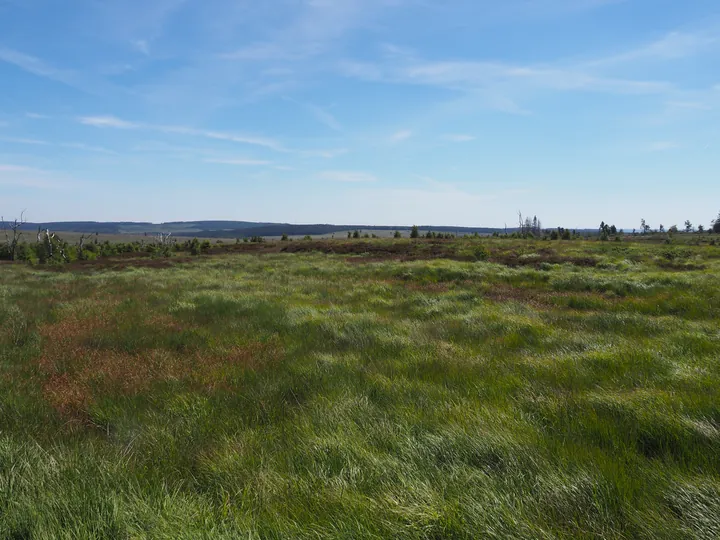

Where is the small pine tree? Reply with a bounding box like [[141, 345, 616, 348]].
[[394, 231, 402, 239], [353, 230, 361, 239], [189, 238, 201, 256], [281, 233, 289, 241], [410, 225, 420, 239]]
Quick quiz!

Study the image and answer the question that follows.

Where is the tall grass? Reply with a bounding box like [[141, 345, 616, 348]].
[[1, 240, 719, 538]]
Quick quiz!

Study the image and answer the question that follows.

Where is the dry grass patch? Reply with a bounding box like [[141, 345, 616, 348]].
[[37, 311, 283, 423]]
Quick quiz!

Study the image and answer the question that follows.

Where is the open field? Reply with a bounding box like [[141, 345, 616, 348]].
[[1, 239, 720, 538]]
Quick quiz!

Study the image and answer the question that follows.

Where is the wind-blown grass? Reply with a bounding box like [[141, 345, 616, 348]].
[[1, 239, 719, 538]]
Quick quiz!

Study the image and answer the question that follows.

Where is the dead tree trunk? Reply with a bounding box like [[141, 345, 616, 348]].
[[2, 212, 26, 261]]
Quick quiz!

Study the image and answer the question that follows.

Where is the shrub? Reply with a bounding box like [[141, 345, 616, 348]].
[[281, 234, 289, 241], [394, 231, 402, 239], [473, 245, 490, 261], [410, 225, 420, 239]]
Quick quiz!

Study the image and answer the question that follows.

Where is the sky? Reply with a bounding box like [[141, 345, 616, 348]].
[[1, 0, 719, 228]]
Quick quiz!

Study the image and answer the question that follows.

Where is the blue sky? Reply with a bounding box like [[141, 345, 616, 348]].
[[1, 0, 719, 228]]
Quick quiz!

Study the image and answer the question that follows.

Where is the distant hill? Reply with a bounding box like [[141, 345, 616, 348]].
[[16, 221, 512, 238], [17, 221, 273, 235]]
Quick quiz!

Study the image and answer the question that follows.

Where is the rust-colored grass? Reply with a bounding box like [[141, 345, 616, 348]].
[[37, 309, 283, 423]]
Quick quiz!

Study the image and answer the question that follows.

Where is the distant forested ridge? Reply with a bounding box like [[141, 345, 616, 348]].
[[18, 221, 513, 237]]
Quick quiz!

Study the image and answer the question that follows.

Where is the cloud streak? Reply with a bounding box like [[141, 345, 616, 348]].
[[204, 158, 273, 166], [390, 129, 413, 143], [319, 170, 378, 183], [0, 164, 79, 189], [0, 136, 117, 154]]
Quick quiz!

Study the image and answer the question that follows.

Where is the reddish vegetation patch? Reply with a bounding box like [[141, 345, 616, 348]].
[[49, 256, 195, 272], [35, 239, 599, 270], [482, 285, 553, 308], [37, 310, 283, 424], [481, 284, 614, 309]]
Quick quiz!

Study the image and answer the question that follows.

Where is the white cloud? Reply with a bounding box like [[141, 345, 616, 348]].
[[80, 115, 283, 151], [80, 116, 139, 129], [443, 134, 476, 142], [25, 112, 50, 119], [319, 170, 378, 183], [335, 27, 718, 115], [60, 142, 117, 154], [591, 31, 718, 66], [647, 141, 680, 152], [0, 164, 77, 189], [0, 137, 48, 145], [221, 0, 404, 63], [79, 114, 347, 158], [0, 137, 116, 154], [338, 56, 673, 113], [204, 158, 272, 166], [391, 130, 413, 142], [131, 39, 150, 55], [0, 48, 68, 81], [306, 104, 343, 132]]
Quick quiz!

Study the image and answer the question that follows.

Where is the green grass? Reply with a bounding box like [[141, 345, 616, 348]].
[[1, 239, 719, 538]]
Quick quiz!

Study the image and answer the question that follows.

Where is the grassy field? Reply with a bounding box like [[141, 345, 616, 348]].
[[1, 239, 719, 538]]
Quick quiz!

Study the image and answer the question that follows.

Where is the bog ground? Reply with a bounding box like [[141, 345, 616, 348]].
[[1, 239, 719, 539]]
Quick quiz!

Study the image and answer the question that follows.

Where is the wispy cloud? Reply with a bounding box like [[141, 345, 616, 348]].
[[319, 170, 378, 183], [0, 136, 117, 154], [0, 136, 48, 145], [25, 112, 50, 120], [391, 130, 413, 143], [80, 115, 284, 152], [60, 142, 117, 154], [80, 116, 138, 129], [131, 39, 150, 55], [221, 0, 404, 63], [341, 58, 673, 96], [590, 30, 718, 66], [305, 103, 343, 132], [286, 98, 343, 132], [204, 158, 273, 166], [0, 47, 73, 83], [443, 134, 476, 142], [647, 141, 680, 152], [334, 27, 719, 115], [0, 48, 119, 96], [0, 164, 78, 189], [79, 115, 346, 158]]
